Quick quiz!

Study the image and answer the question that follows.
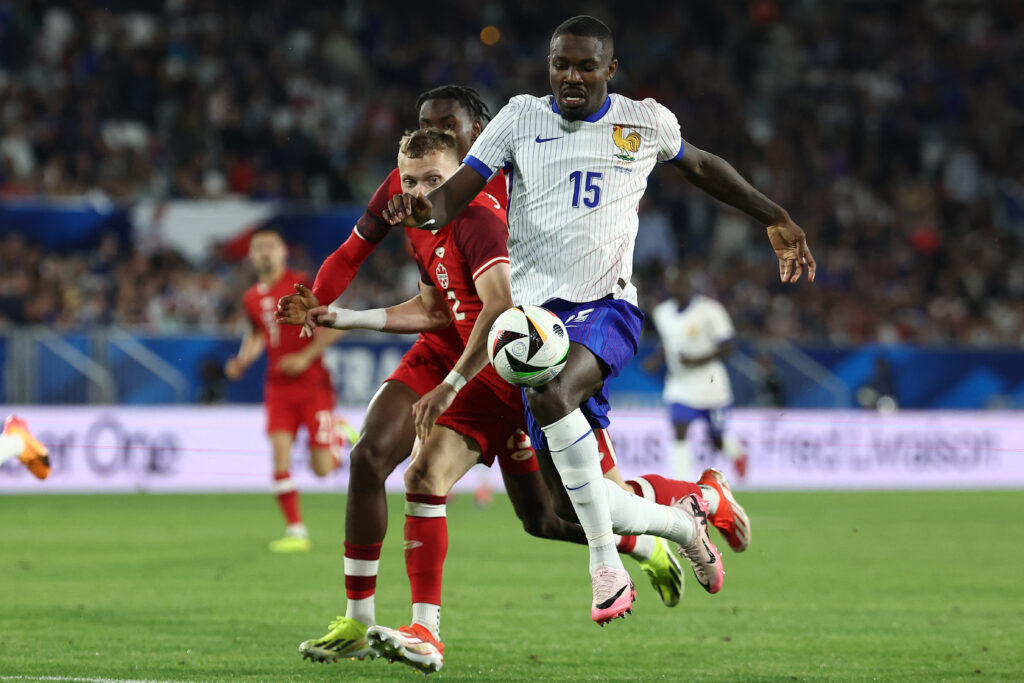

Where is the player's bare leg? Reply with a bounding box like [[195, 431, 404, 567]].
[[268, 431, 310, 552], [309, 446, 337, 478], [367, 426, 480, 674], [300, 380, 420, 664], [502, 467, 586, 543]]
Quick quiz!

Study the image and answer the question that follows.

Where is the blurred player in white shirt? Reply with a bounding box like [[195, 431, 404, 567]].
[[649, 270, 749, 481]]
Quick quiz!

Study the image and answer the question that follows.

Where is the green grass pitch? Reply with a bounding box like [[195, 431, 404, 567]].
[[1, 491, 1022, 681]]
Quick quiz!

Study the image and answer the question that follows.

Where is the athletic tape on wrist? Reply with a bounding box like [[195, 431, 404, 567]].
[[443, 370, 468, 393], [326, 306, 386, 331]]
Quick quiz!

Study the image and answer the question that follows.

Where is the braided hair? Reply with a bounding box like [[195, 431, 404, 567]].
[[416, 85, 492, 126]]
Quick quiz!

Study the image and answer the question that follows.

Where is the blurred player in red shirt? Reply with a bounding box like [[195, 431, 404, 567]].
[[226, 229, 344, 552]]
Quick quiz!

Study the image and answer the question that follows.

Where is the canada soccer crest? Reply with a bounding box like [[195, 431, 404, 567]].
[[436, 263, 449, 289]]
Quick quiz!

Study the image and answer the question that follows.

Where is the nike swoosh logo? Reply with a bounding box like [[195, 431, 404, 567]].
[[595, 584, 627, 610], [535, 135, 562, 143], [702, 539, 717, 564], [565, 482, 589, 491]]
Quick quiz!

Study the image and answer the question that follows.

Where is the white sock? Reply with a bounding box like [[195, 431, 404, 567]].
[[629, 535, 656, 562], [286, 522, 308, 538], [0, 433, 24, 465], [698, 485, 720, 515], [345, 596, 375, 626], [542, 410, 621, 574], [412, 602, 441, 641], [600, 479, 696, 546], [722, 435, 743, 461], [673, 439, 692, 479]]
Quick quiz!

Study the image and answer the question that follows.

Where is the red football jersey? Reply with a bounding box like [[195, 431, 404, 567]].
[[243, 268, 332, 390], [407, 191, 515, 395]]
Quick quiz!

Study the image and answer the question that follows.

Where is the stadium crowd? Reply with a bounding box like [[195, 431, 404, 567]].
[[1, 1, 1023, 346]]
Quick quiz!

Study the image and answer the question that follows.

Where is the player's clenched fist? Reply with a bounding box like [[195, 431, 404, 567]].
[[306, 306, 338, 329], [382, 192, 434, 227], [276, 283, 320, 337]]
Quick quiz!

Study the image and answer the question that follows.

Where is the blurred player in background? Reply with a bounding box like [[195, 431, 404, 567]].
[[0, 416, 50, 480], [648, 268, 750, 481], [225, 228, 344, 552]]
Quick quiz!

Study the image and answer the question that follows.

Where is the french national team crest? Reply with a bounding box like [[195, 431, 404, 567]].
[[612, 125, 641, 162]]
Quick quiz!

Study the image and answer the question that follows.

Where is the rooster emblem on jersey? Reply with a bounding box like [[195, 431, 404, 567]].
[[612, 125, 641, 162]]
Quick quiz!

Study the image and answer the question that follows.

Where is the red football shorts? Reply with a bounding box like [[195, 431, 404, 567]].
[[386, 338, 457, 396], [438, 373, 538, 475], [265, 383, 336, 448]]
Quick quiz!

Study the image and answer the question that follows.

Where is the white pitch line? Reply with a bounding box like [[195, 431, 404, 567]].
[[0, 678, 203, 683]]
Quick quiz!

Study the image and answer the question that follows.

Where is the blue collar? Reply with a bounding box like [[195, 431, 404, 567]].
[[551, 95, 612, 122]]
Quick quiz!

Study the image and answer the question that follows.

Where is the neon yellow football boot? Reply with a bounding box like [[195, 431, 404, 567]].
[[269, 535, 312, 553], [300, 616, 379, 662], [636, 537, 684, 607]]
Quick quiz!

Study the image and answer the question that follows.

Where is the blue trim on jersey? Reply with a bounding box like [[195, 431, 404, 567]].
[[667, 141, 686, 163], [550, 95, 612, 122], [463, 154, 494, 181], [506, 166, 515, 213]]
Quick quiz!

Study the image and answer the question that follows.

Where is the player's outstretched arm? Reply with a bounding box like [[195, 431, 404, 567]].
[[412, 262, 513, 440], [382, 165, 488, 229], [672, 140, 815, 283], [309, 281, 452, 334]]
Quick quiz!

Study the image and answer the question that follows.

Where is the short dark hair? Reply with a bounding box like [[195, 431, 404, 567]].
[[251, 228, 283, 242], [398, 127, 460, 161], [416, 85, 492, 125], [551, 15, 614, 53]]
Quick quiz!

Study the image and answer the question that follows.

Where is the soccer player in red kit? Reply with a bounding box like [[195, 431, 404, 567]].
[[226, 229, 344, 552], [302, 127, 525, 672]]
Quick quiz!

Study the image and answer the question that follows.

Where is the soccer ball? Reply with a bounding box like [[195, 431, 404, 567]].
[[487, 305, 570, 387]]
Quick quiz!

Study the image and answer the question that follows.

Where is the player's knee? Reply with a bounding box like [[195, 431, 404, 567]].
[[349, 440, 392, 487], [403, 462, 444, 496], [525, 384, 576, 424], [309, 451, 335, 478], [519, 508, 571, 540]]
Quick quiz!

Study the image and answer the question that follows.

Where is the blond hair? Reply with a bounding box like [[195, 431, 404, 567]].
[[398, 127, 459, 162]]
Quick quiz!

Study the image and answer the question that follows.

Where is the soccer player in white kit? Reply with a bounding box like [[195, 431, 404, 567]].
[[385, 15, 815, 625], [650, 269, 750, 482]]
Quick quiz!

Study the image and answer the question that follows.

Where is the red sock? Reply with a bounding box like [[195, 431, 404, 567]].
[[273, 471, 302, 525], [404, 493, 448, 606], [344, 541, 382, 600], [616, 535, 638, 554], [626, 474, 702, 506]]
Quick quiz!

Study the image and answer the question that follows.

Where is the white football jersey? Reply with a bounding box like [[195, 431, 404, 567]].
[[464, 93, 684, 306], [651, 295, 735, 408]]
